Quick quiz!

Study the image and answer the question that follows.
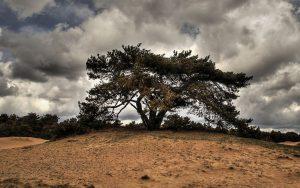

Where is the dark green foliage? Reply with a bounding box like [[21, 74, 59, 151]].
[[268, 131, 300, 142], [0, 114, 9, 124], [39, 114, 59, 125], [0, 113, 299, 142], [163, 114, 192, 130], [50, 118, 88, 139], [78, 118, 107, 131], [77, 102, 112, 130], [232, 125, 300, 142], [111, 119, 123, 127], [0, 113, 114, 139], [0, 113, 85, 139], [80, 44, 253, 131], [162, 115, 300, 142], [162, 114, 226, 132], [124, 121, 145, 130], [235, 125, 262, 139], [0, 113, 40, 137]]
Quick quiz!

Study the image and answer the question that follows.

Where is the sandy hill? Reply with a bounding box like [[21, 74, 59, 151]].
[[0, 130, 299, 188], [0, 137, 48, 150]]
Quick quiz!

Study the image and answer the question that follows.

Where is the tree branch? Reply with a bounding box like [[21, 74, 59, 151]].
[[106, 91, 138, 109], [130, 102, 138, 110], [116, 101, 131, 118]]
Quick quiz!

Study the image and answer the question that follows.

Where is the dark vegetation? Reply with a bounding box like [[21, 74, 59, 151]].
[[0, 113, 85, 140], [0, 113, 299, 142], [0, 45, 299, 143], [0, 113, 121, 140], [162, 114, 300, 142]]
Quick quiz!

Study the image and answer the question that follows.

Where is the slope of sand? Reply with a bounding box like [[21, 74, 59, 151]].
[[279, 141, 300, 147], [0, 137, 48, 150], [0, 130, 299, 188]]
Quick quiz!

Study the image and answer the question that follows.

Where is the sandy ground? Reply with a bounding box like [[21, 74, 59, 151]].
[[279, 141, 300, 147], [0, 130, 299, 188], [0, 137, 48, 150]]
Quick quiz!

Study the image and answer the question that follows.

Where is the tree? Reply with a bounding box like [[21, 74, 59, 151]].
[[79, 44, 252, 130], [39, 114, 59, 125], [0, 114, 9, 124], [19, 113, 39, 127]]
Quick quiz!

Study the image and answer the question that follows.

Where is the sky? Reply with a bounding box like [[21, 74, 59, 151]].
[[0, 0, 299, 132]]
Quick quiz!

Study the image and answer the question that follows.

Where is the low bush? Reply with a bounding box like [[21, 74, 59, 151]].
[[162, 114, 300, 142], [124, 121, 145, 130], [0, 112, 299, 143], [234, 125, 300, 142], [0, 113, 90, 140], [49, 118, 88, 139], [162, 114, 213, 131]]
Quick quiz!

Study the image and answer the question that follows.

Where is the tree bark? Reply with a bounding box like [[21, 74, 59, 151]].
[[147, 110, 166, 130], [136, 96, 150, 128], [135, 95, 167, 130]]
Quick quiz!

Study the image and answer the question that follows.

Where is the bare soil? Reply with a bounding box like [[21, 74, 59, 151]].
[[279, 141, 300, 147], [0, 137, 48, 150], [0, 130, 299, 188]]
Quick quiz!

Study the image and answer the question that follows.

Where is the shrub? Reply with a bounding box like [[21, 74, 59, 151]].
[[0, 114, 89, 139], [235, 125, 262, 139], [39, 114, 59, 125], [162, 114, 209, 131], [0, 112, 299, 143], [50, 118, 88, 139], [0, 114, 9, 124], [267, 130, 300, 142], [234, 126, 300, 142], [110, 120, 123, 128], [124, 121, 145, 130]]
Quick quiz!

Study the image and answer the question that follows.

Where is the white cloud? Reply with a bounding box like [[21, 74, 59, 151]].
[[4, 0, 55, 19], [236, 63, 300, 129], [0, 76, 91, 116], [0, 0, 299, 130]]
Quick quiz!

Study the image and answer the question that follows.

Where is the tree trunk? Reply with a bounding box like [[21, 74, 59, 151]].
[[147, 110, 166, 131], [136, 96, 166, 130]]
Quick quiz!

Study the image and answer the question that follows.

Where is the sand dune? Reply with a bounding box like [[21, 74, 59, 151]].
[[0, 137, 48, 150], [0, 130, 299, 187], [279, 141, 300, 147]]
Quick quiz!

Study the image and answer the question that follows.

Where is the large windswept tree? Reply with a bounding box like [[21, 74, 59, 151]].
[[79, 44, 252, 130]]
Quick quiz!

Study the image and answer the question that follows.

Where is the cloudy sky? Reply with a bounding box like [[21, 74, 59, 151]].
[[0, 0, 299, 132]]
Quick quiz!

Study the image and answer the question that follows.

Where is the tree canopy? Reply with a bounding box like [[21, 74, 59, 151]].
[[79, 44, 253, 130]]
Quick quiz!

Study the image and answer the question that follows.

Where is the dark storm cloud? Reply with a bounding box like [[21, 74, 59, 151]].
[[0, 0, 95, 31], [2, 0, 55, 20], [180, 22, 200, 39], [93, 0, 250, 26], [0, 28, 84, 82], [10, 62, 48, 82], [0, 77, 18, 96], [214, 0, 300, 82], [236, 63, 300, 131], [38, 79, 86, 103], [0, 0, 253, 83], [0, 1, 21, 31], [29, 0, 95, 29], [291, 0, 300, 20], [0, 49, 15, 62], [249, 42, 300, 81], [266, 72, 296, 94], [0, 0, 299, 131]]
